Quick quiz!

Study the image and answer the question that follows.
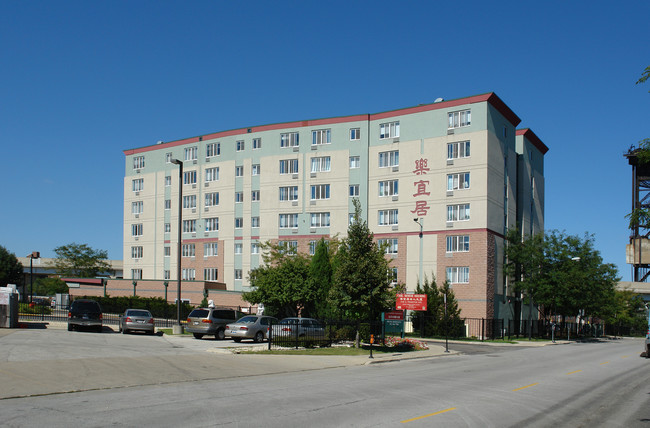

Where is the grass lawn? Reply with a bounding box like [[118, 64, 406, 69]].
[[242, 345, 423, 356], [159, 328, 192, 335]]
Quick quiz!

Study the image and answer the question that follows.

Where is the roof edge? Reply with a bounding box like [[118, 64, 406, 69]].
[[516, 128, 549, 154]]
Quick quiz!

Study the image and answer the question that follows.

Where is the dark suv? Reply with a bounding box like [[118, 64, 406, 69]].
[[186, 308, 245, 339], [68, 299, 103, 332]]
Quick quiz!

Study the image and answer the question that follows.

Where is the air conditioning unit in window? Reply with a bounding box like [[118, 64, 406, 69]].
[[392, 196, 398, 201], [206, 158, 210, 162], [392, 167, 399, 172], [293, 147, 299, 152], [447, 129, 454, 135], [292, 173, 298, 179]]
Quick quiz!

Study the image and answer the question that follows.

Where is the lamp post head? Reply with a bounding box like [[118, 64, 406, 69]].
[[170, 158, 182, 166]]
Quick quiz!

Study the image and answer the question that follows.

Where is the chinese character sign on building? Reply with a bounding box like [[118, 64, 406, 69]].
[[396, 294, 427, 311], [411, 158, 430, 216]]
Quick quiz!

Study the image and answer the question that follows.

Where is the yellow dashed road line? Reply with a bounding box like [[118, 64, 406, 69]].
[[401, 407, 457, 423], [512, 383, 539, 392], [566, 370, 582, 375]]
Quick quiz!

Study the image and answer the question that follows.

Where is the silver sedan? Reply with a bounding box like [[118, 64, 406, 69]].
[[225, 315, 278, 343], [119, 309, 155, 335]]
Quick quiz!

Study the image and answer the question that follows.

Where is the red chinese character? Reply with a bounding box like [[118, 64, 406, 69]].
[[413, 158, 430, 175], [411, 201, 430, 216], [413, 180, 430, 197]]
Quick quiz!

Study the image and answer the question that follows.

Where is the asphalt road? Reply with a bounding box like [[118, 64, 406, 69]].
[[1, 329, 648, 427]]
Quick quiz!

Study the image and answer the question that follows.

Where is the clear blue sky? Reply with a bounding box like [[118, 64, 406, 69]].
[[1, 1, 647, 281]]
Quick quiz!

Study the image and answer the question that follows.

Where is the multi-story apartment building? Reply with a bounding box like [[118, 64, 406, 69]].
[[123, 92, 547, 320]]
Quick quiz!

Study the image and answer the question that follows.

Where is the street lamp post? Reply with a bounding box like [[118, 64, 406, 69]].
[[413, 218, 423, 285], [170, 158, 184, 334], [26, 251, 40, 304]]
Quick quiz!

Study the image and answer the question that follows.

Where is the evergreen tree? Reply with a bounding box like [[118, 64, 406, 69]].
[[0, 245, 23, 288], [410, 275, 462, 337], [309, 238, 334, 318]]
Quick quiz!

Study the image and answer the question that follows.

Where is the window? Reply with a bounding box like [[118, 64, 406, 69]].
[[164, 223, 171, 233], [234, 243, 243, 254], [182, 244, 195, 257], [280, 132, 299, 148], [205, 217, 219, 231], [446, 235, 470, 252], [165, 199, 171, 210], [252, 164, 261, 175], [448, 110, 471, 129], [133, 156, 145, 169], [234, 269, 243, 280], [312, 129, 331, 145], [253, 138, 261, 149], [206, 142, 220, 157], [183, 170, 197, 185], [235, 166, 244, 177], [183, 219, 196, 233], [204, 242, 218, 257], [204, 268, 218, 281], [165, 176, 171, 186], [350, 128, 360, 140], [390, 267, 398, 283], [235, 217, 243, 229], [132, 269, 142, 280], [379, 180, 399, 197], [183, 195, 196, 209], [205, 192, 219, 207], [278, 241, 298, 253], [132, 201, 143, 215], [131, 246, 143, 259], [349, 213, 356, 225], [164, 270, 170, 280], [182, 268, 196, 280], [251, 216, 260, 228], [251, 190, 260, 201], [279, 213, 299, 228], [185, 146, 198, 161], [131, 224, 143, 237], [378, 209, 398, 226], [378, 238, 398, 254], [447, 172, 470, 191], [378, 150, 399, 168], [164, 246, 171, 257], [446, 266, 469, 284], [349, 156, 360, 169], [349, 185, 359, 197], [309, 240, 317, 255], [447, 204, 470, 221], [311, 156, 331, 173], [236, 140, 245, 151], [279, 186, 299, 201], [235, 192, 244, 203], [251, 242, 260, 254], [166, 153, 172, 163], [311, 184, 330, 200], [205, 167, 219, 182], [379, 121, 400, 139], [447, 141, 470, 160], [132, 178, 144, 192], [279, 159, 299, 174], [310, 212, 330, 227]]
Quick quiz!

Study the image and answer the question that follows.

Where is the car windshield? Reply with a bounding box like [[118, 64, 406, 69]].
[[235, 316, 257, 324], [212, 310, 235, 319], [127, 310, 151, 317], [188, 309, 209, 318], [72, 301, 100, 311]]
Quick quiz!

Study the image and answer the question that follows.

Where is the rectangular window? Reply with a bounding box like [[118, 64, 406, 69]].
[[234, 243, 243, 254], [234, 269, 243, 280], [280, 132, 299, 148], [205, 217, 219, 231], [378, 180, 399, 197], [279, 159, 299, 174], [165, 200, 171, 210], [182, 268, 196, 280], [164, 246, 171, 257], [235, 217, 243, 229], [448, 110, 471, 129], [166, 153, 172, 163], [205, 167, 219, 182], [182, 219, 196, 233], [252, 164, 261, 175], [311, 184, 330, 200], [165, 176, 171, 186], [206, 142, 220, 157], [379, 121, 400, 139], [278, 241, 298, 253], [131, 201, 143, 215], [205, 192, 219, 207], [131, 223, 143, 237], [447, 141, 471, 160], [447, 204, 470, 222], [279, 213, 299, 228], [446, 235, 470, 252], [378, 150, 399, 168], [183, 170, 197, 185], [204, 242, 218, 257], [131, 246, 143, 259], [185, 147, 198, 161], [311, 156, 331, 173], [447, 172, 470, 191], [378, 238, 398, 254], [204, 268, 218, 281], [133, 156, 145, 170], [350, 128, 360, 140], [132, 178, 144, 192], [235, 166, 244, 177], [253, 138, 262, 149], [235, 192, 244, 203], [251, 190, 260, 202], [182, 244, 195, 257], [310, 212, 330, 228], [251, 216, 260, 228], [446, 266, 470, 284], [132, 269, 142, 280], [378, 209, 399, 226], [349, 185, 359, 197], [390, 267, 398, 283], [236, 140, 245, 151], [309, 240, 317, 256], [164, 270, 170, 280], [251, 242, 260, 254], [349, 156, 360, 169], [279, 186, 299, 201], [183, 195, 197, 209], [164, 223, 171, 233], [312, 129, 331, 145]]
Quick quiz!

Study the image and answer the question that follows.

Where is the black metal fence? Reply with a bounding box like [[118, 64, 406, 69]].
[[268, 319, 383, 349]]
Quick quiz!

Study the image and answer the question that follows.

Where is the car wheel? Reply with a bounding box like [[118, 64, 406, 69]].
[[254, 331, 264, 343], [215, 329, 225, 340], [233, 338, 242, 343], [193, 333, 204, 339], [647, 345, 650, 358], [67, 324, 73, 331]]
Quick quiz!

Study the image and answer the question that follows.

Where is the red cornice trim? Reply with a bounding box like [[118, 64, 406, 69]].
[[61, 278, 104, 285], [516, 128, 549, 155]]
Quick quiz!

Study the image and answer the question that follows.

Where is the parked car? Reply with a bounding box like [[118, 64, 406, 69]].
[[68, 299, 102, 332], [225, 315, 278, 343], [275, 317, 326, 339], [186, 308, 246, 339], [119, 309, 155, 335]]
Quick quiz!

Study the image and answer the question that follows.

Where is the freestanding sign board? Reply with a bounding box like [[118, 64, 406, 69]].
[[382, 311, 404, 334], [396, 294, 427, 311]]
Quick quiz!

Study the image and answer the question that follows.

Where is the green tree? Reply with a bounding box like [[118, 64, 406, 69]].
[[309, 238, 334, 319], [603, 289, 647, 335], [329, 199, 393, 322], [53, 243, 111, 278], [410, 275, 463, 337], [0, 245, 23, 287], [32, 277, 68, 296]]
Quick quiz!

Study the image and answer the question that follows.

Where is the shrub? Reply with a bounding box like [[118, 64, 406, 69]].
[[384, 336, 429, 351]]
